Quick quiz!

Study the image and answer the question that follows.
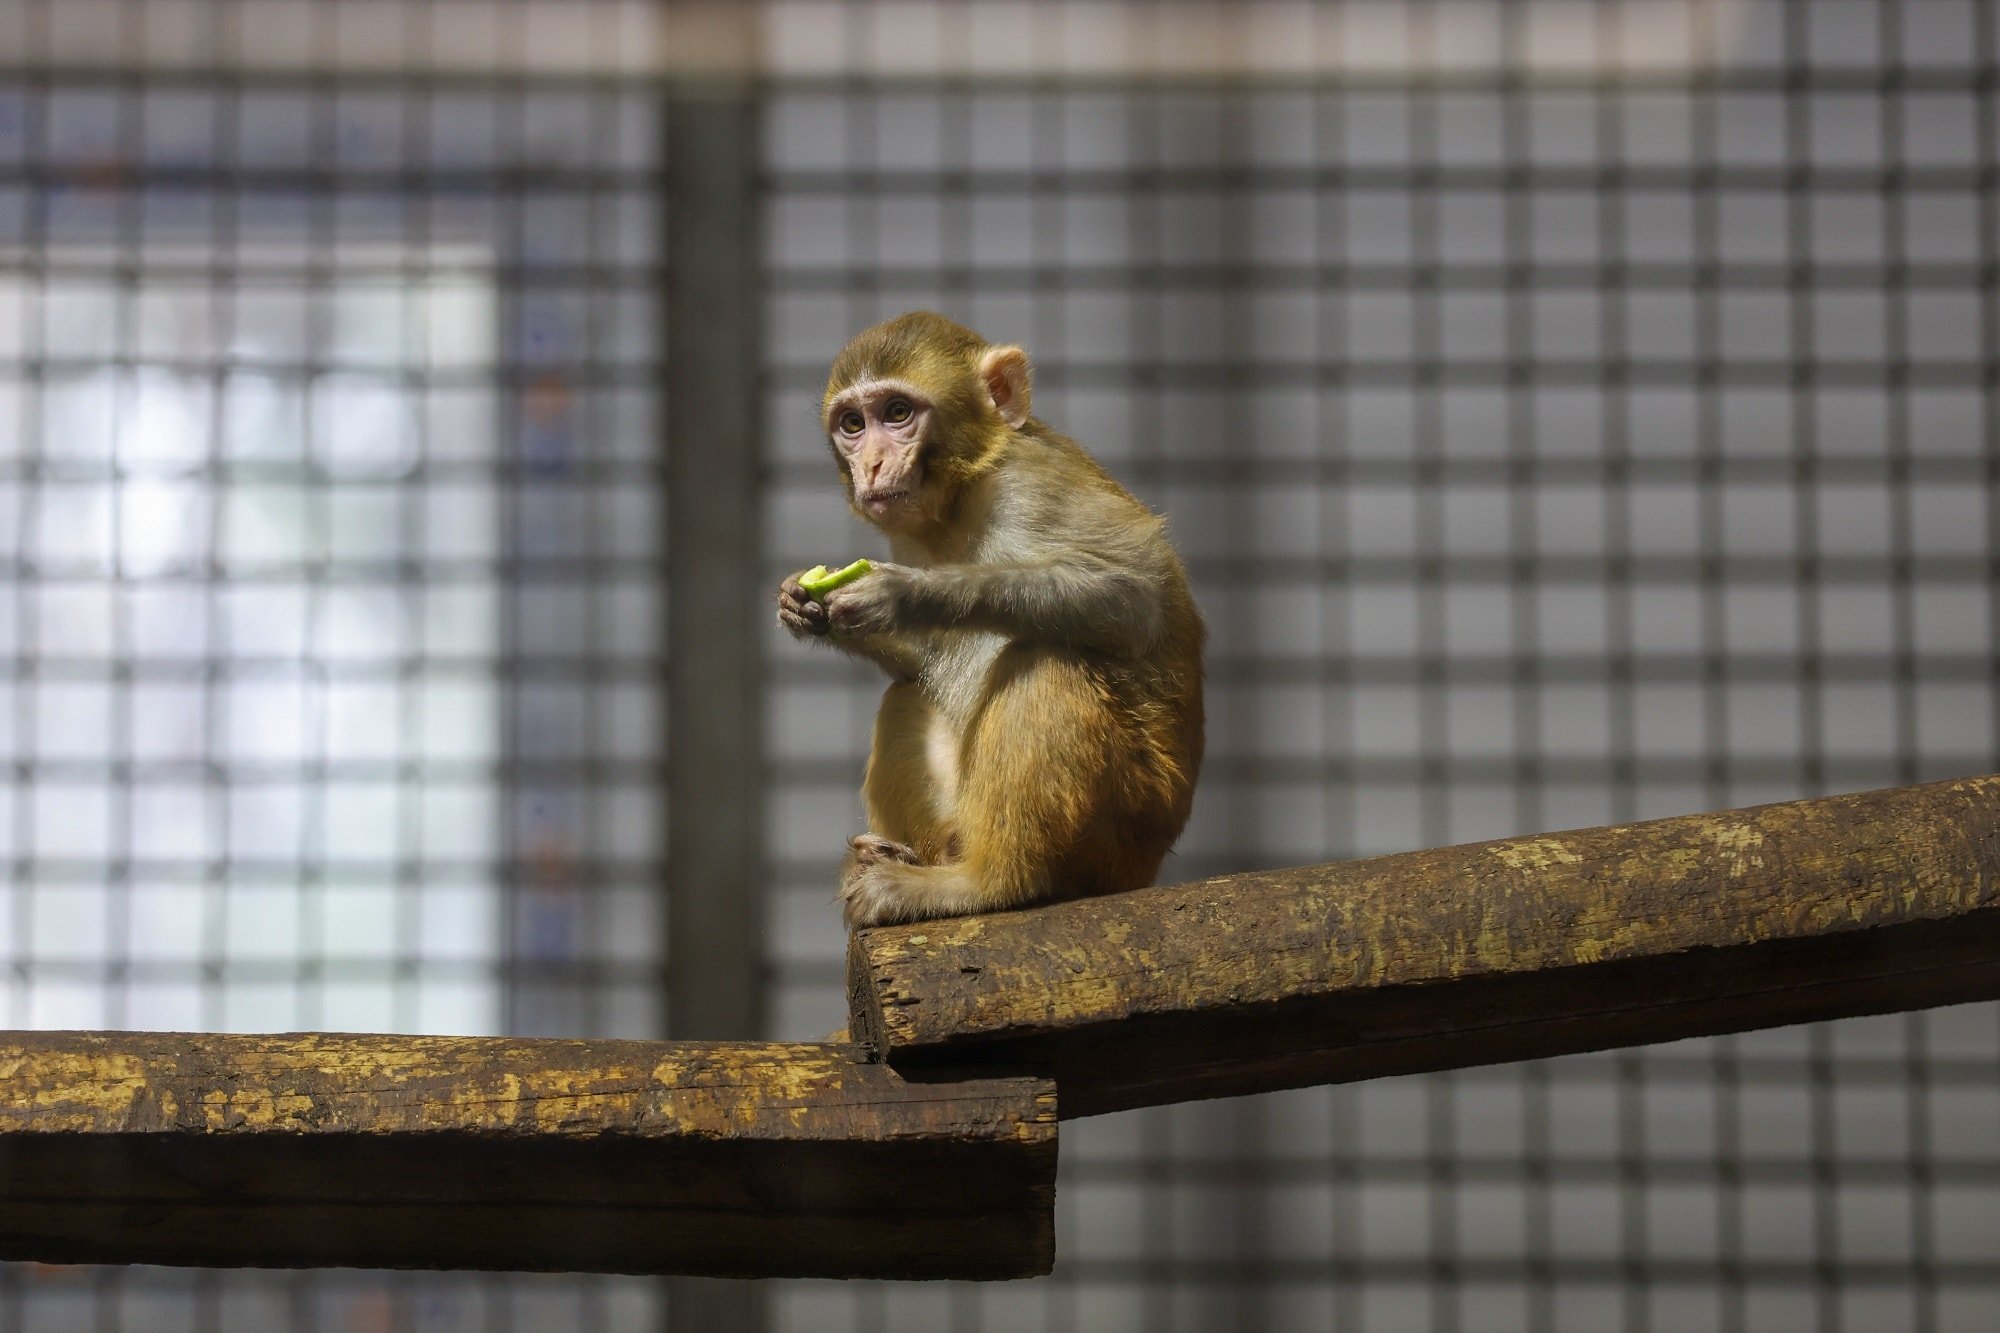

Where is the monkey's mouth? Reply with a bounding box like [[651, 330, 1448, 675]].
[[858, 488, 911, 516]]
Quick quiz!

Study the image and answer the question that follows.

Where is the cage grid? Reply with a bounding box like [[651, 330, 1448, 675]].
[[759, 3, 1999, 1331], [0, 0, 1994, 1330], [0, 25, 670, 1331]]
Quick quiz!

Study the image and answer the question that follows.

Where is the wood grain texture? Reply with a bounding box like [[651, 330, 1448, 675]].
[[849, 775, 2000, 1119], [0, 1033, 1057, 1279]]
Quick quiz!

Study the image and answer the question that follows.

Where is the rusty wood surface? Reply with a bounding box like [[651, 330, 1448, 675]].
[[0, 1033, 1057, 1279], [848, 775, 2000, 1119]]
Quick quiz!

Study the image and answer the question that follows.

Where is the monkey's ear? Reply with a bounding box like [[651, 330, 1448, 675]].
[[977, 345, 1032, 429]]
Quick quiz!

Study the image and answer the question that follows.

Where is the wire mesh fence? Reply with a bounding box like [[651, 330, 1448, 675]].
[[0, 20, 668, 1328], [759, 2, 2000, 1330], [0, 0, 1994, 1329]]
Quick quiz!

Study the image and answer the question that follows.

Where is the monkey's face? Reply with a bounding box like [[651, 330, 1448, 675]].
[[825, 379, 934, 530]]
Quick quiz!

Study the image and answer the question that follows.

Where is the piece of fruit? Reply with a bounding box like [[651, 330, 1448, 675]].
[[800, 559, 873, 600]]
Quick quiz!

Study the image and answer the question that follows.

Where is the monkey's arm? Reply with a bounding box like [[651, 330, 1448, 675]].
[[777, 574, 926, 680], [827, 558, 1164, 659]]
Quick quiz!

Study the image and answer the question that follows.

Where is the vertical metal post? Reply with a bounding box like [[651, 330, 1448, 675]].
[[663, 74, 767, 1333]]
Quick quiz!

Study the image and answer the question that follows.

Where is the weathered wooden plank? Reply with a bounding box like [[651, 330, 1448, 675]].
[[848, 775, 2000, 1119], [0, 1034, 1057, 1279]]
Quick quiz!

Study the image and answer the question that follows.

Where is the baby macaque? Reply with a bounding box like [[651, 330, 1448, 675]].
[[778, 312, 1205, 928]]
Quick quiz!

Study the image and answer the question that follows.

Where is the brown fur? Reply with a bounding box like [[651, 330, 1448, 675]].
[[782, 311, 1205, 927]]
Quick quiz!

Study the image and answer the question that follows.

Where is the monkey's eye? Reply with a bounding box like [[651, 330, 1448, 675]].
[[837, 411, 865, 435], [883, 399, 913, 425]]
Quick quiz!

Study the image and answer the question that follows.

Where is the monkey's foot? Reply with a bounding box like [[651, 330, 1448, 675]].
[[840, 835, 924, 929], [847, 833, 921, 867], [839, 865, 907, 929]]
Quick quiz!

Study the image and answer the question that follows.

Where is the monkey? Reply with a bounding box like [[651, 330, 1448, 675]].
[[776, 311, 1205, 929]]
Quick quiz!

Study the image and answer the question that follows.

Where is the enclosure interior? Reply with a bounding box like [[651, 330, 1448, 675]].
[[1, 1, 1998, 1331]]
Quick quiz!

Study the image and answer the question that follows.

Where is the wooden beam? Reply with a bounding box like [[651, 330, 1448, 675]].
[[664, 88, 765, 1046], [848, 775, 2000, 1119], [662, 53, 766, 1333], [0, 1034, 1056, 1280]]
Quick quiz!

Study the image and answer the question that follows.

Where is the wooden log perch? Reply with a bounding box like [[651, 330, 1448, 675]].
[[849, 774, 2000, 1119], [0, 1033, 1056, 1280]]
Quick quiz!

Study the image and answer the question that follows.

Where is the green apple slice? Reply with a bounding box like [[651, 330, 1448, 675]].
[[800, 559, 873, 600]]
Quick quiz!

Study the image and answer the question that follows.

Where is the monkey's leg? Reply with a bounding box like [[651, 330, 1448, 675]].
[[858, 681, 958, 863], [842, 649, 1133, 928]]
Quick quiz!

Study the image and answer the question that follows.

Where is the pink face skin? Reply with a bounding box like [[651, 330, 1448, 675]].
[[826, 379, 933, 528]]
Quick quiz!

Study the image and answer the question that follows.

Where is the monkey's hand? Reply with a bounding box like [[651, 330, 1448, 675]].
[[781, 568, 928, 680], [824, 562, 922, 639], [776, 572, 833, 640]]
